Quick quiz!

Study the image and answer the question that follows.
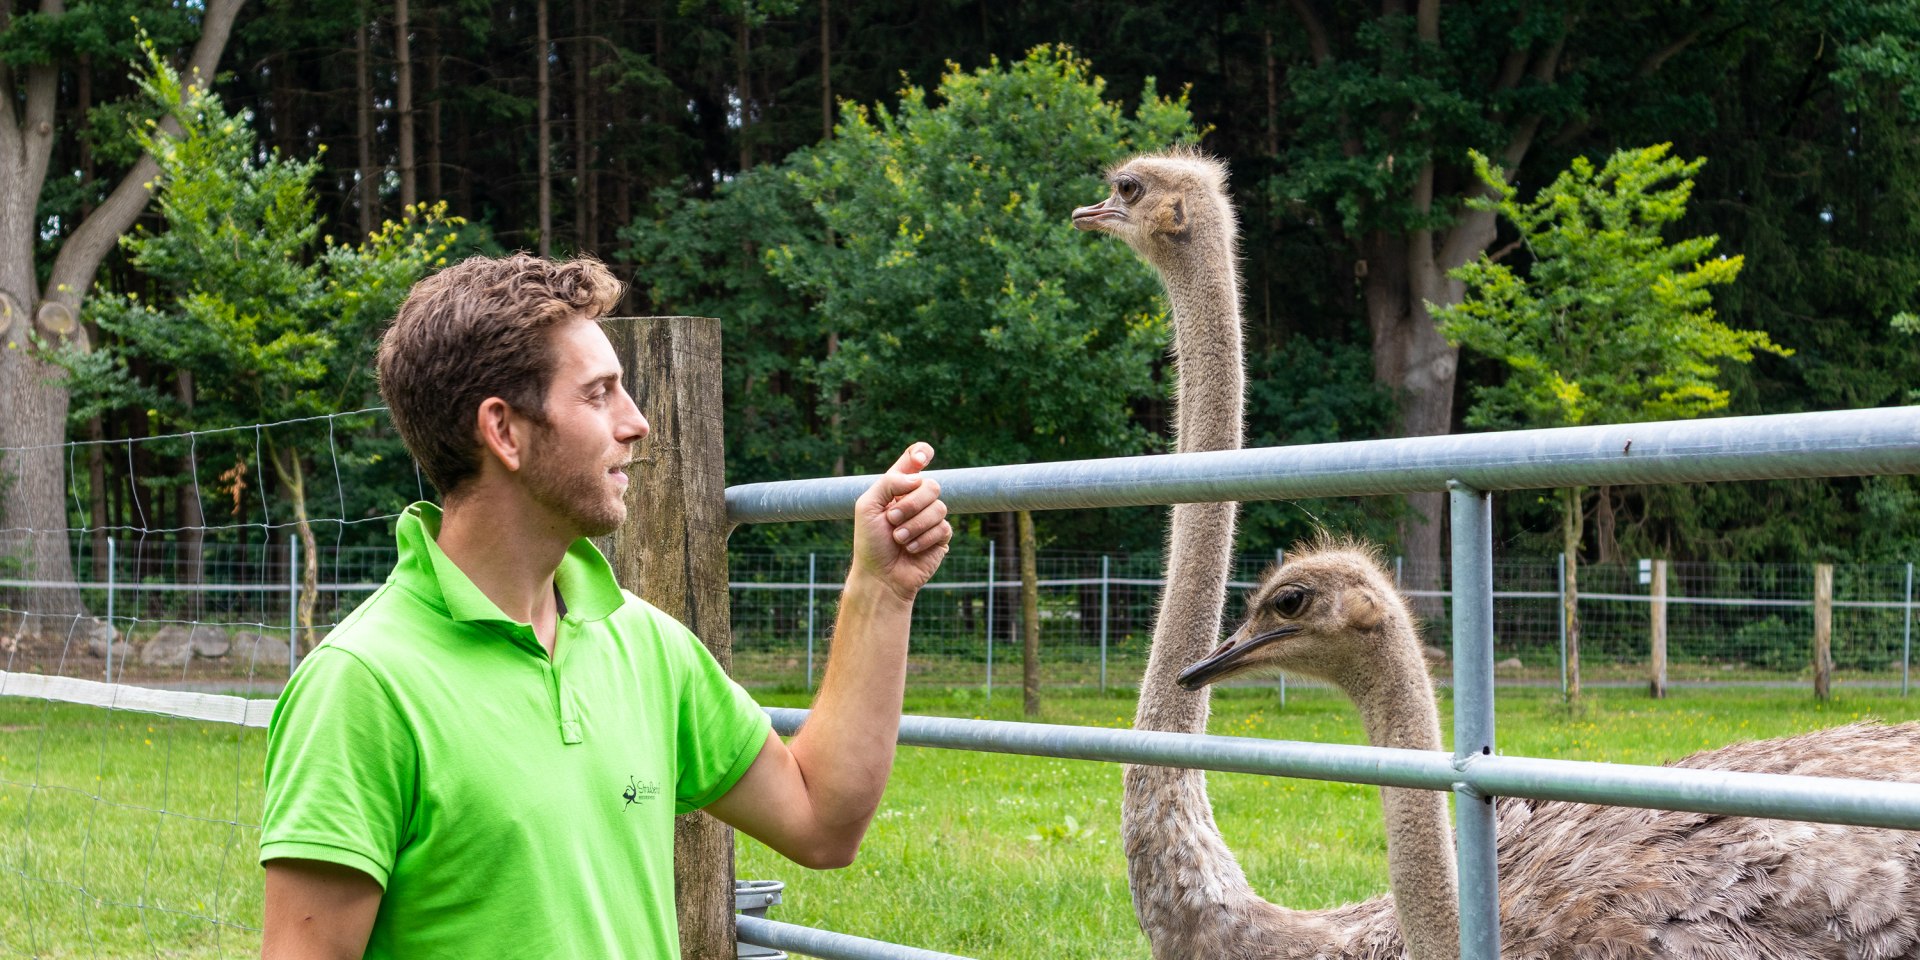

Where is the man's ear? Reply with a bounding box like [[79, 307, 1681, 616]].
[[475, 397, 527, 473]]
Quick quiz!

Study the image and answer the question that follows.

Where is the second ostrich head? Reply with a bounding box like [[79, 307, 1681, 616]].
[[1179, 540, 1426, 695]]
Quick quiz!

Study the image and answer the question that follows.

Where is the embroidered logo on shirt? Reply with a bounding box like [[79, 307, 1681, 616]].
[[623, 775, 661, 808]]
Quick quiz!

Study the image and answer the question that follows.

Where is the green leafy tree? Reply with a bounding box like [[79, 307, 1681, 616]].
[[0, 0, 244, 612], [636, 45, 1198, 710], [1436, 143, 1788, 703], [771, 45, 1194, 472], [60, 40, 464, 648]]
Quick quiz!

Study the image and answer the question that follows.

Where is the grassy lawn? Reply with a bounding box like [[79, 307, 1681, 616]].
[[5, 684, 1919, 958]]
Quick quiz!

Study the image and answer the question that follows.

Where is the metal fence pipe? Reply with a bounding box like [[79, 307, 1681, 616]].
[[287, 533, 300, 674], [763, 709, 1920, 831], [1458, 753, 1920, 831], [766, 707, 1459, 789], [806, 552, 818, 690], [104, 537, 116, 685], [1449, 483, 1501, 960], [1099, 554, 1110, 694], [984, 541, 994, 702], [726, 408, 1920, 524], [737, 916, 975, 960]]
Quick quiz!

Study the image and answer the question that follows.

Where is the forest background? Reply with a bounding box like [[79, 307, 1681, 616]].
[[7, 0, 1920, 605]]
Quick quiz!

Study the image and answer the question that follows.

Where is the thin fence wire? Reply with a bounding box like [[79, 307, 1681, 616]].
[[5, 542, 1916, 695]]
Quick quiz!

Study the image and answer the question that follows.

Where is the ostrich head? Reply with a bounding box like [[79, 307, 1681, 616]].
[[1178, 539, 1420, 692], [1071, 148, 1237, 267]]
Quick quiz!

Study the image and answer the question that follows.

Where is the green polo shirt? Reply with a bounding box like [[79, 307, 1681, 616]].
[[260, 502, 770, 959]]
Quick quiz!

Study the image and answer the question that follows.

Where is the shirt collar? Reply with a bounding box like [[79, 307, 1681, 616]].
[[392, 502, 624, 624]]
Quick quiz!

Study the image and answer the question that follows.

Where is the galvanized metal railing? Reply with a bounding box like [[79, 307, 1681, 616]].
[[727, 406, 1920, 960]]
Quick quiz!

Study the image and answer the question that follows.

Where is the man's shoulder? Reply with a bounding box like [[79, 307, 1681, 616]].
[[315, 580, 453, 662], [601, 591, 711, 660]]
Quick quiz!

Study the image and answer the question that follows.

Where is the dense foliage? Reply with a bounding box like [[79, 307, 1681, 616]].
[[9, 0, 1920, 567]]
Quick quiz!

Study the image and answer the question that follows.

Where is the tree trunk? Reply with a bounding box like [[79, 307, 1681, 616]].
[[357, 0, 377, 239], [1563, 485, 1583, 706], [820, 0, 832, 139], [396, 0, 417, 211], [1264, 29, 1279, 157], [175, 370, 205, 619], [1595, 484, 1618, 563], [603, 317, 737, 960], [78, 56, 94, 219], [1019, 509, 1040, 717], [573, 0, 592, 252], [88, 417, 108, 582], [425, 3, 443, 202], [269, 443, 322, 653], [0, 0, 243, 614], [536, 0, 552, 256], [736, 13, 752, 171]]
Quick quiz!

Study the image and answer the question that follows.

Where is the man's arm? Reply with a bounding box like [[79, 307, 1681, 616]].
[[705, 442, 951, 868], [261, 859, 382, 959]]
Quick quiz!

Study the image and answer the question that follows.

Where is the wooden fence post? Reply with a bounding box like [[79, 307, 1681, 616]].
[[1814, 563, 1834, 702], [605, 316, 737, 960], [1649, 559, 1667, 699]]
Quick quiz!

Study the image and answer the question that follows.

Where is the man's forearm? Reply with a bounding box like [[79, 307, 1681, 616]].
[[785, 571, 915, 835]]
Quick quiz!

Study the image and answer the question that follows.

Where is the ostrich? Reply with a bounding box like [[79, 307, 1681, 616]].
[[1074, 151, 1423, 959], [1177, 539, 1920, 959]]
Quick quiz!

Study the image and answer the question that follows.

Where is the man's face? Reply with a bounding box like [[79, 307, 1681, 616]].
[[519, 316, 649, 538]]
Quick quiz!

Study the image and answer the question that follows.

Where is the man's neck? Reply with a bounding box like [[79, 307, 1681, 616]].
[[433, 494, 573, 636]]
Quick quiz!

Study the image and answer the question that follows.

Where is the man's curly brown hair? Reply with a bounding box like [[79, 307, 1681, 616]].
[[377, 253, 624, 498]]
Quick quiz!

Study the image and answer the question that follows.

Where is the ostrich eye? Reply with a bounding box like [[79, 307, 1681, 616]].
[[1274, 589, 1310, 618], [1115, 176, 1143, 203]]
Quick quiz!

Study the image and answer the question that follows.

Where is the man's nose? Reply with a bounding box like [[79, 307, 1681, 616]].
[[618, 387, 649, 443]]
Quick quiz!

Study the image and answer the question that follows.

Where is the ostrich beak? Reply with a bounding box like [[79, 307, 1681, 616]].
[[1178, 623, 1301, 690], [1071, 197, 1124, 231]]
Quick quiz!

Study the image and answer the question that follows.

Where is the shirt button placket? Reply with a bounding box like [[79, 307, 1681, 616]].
[[553, 621, 583, 744]]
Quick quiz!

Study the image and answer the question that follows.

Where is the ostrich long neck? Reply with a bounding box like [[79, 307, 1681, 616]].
[[1125, 221, 1300, 956], [1123, 220, 1459, 959], [1346, 634, 1462, 960], [1136, 247, 1243, 733]]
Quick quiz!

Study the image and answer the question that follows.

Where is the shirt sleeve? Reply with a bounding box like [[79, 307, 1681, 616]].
[[259, 646, 417, 889], [668, 621, 773, 815]]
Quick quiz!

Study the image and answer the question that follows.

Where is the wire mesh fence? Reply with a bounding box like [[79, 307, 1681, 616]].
[[6, 537, 1913, 696]]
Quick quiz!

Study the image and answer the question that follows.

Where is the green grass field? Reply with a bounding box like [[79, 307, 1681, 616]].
[[5, 684, 1919, 958]]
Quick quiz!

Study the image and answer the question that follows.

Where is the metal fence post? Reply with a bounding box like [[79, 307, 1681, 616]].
[[288, 533, 300, 675], [104, 537, 115, 687], [805, 552, 817, 690], [1814, 563, 1834, 701], [985, 540, 995, 704], [1099, 554, 1110, 694], [1896, 560, 1912, 698], [1275, 548, 1287, 708], [1556, 552, 1567, 698], [1450, 481, 1501, 960]]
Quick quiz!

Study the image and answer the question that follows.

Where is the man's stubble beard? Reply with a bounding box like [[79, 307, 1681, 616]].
[[523, 428, 627, 539]]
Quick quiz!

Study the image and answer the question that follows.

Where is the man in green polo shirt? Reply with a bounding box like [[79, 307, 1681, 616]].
[[259, 254, 953, 959]]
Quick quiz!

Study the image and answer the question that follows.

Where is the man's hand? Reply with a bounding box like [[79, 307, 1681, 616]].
[[851, 442, 952, 602]]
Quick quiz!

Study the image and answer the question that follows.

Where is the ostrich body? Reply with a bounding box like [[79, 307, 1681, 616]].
[[1075, 151, 1456, 960], [1178, 541, 1920, 959]]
